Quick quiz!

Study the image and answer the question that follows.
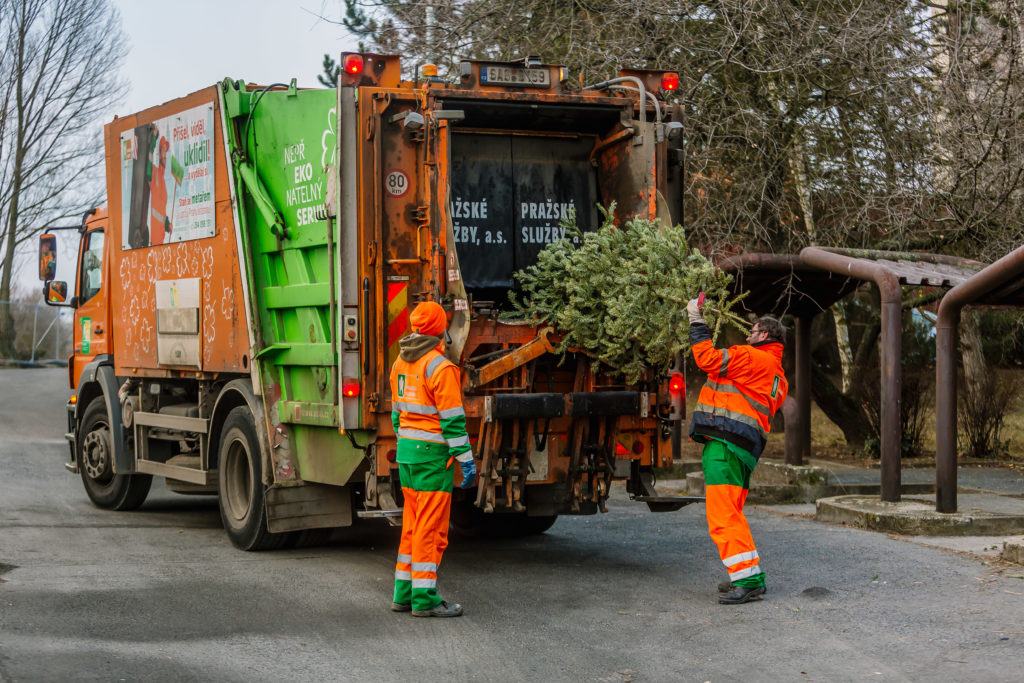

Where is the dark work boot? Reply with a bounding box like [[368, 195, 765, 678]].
[[718, 585, 766, 605], [412, 600, 464, 617], [391, 602, 411, 612]]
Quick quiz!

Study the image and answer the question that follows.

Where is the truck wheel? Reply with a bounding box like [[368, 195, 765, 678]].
[[217, 406, 288, 551], [516, 514, 558, 536], [450, 499, 489, 538], [78, 397, 152, 510]]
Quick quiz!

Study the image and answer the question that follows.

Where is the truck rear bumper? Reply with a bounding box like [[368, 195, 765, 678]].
[[484, 391, 639, 421]]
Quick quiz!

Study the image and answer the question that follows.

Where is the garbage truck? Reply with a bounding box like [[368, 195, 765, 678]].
[[39, 53, 693, 550]]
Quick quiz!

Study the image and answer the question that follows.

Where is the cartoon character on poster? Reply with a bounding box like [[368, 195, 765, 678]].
[[121, 104, 215, 250]]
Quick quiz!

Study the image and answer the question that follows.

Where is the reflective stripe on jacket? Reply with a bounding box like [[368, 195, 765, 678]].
[[687, 321, 788, 460], [390, 345, 470, 463]]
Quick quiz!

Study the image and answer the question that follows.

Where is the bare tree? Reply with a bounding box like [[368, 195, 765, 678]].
[[0, 0, 127, 358], [336, 0, 1024, 449]]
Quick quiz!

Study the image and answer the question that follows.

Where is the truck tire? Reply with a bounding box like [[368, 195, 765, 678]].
[[78, 397, 152, 510], [217, 406, 289, 551], [516, 514, 559, 536]]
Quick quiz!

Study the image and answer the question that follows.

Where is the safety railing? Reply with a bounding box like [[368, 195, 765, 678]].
[[0, 300, 72, 365]]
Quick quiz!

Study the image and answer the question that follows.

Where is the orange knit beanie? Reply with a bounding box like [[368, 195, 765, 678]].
[[409, 301, 447, 336]]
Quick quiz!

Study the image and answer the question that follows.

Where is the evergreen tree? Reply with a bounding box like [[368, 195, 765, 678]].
[[509, 206, 744, 381]]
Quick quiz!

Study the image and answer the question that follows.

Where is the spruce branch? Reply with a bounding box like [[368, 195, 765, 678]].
[[506, 204, 749, 381]]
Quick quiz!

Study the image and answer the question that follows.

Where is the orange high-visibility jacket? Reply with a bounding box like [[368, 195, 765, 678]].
[[390, 343, 471, 464], [688, 322, 788, 460]]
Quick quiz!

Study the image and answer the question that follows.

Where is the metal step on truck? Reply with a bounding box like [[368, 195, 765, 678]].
[[39, 53, 696, 550]]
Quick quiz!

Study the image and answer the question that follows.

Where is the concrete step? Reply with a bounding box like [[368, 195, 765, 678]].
[[1002, 540, 1024, 565], [815, 494, 1024, 536], [682, 469, 933, 504]]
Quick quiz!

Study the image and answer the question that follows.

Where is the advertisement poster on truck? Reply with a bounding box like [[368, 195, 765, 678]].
[[120, 103, 215, 250]]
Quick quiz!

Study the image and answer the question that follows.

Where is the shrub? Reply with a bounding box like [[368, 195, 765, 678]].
[[958, 370, 1022, 459], [856, 310, 935, 458]]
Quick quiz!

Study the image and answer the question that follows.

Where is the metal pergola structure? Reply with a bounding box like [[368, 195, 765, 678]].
[[719, 249, 1000, 513], [718, 254, 858, 471], [936, 244, 1024, 512]]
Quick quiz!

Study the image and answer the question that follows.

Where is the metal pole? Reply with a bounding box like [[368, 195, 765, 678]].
[[55, 311, 61, 361], [783, 316, 812, 466], [31, 304, 38, 363], [935, 310, 959, 513], [34, 313, 60, 359], [793, 315, 812, 465], [800, 247, 903, 501], [879, 294, 902, 502]]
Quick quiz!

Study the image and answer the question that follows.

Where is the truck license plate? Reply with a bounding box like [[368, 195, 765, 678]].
[[480, 65, 551, 88]]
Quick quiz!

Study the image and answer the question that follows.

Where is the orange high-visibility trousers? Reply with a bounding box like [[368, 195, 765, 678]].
[[393, 459, 453, 611], [702, 439, 765, 588]]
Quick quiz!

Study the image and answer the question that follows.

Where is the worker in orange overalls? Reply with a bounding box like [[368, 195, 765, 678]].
[[389, 301, 476, 617], [687, 299, 788, 605], [149, 136, 171, 245]]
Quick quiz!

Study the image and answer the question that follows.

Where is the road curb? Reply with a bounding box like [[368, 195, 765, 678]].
[[816, 495, 1024, 536]]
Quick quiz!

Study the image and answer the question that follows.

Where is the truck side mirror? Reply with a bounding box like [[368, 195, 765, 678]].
[[39, 234, 57, 281], [45, 280, 68, 304]]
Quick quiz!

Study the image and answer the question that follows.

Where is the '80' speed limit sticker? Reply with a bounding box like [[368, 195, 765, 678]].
[[385, 170, 409, 197]]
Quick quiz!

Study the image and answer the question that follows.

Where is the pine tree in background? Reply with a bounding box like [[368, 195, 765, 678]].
[[508, 206, 745, 381]]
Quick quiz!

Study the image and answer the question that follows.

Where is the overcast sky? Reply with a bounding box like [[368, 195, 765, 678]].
[[113, 0, 351, 114], [12, 1, 353, 293]]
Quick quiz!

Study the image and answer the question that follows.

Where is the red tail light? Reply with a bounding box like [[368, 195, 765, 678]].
[[669, 373, 685, 393], [344, 54, 364, 75], [631, 439, 645, 455], [661, 72, 679, 91], [342, 379, 361, 397], [386, 448, 397, 462]]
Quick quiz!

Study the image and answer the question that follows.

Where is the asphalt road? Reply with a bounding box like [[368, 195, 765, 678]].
[[1, 368, 1022, 682]]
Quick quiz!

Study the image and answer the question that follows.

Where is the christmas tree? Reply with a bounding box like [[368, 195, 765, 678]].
[[507, 205, 746, 381]]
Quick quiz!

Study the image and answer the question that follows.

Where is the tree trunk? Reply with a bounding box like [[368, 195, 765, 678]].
[[961, 308, 986, 399], [0, 5, 28, 359], [0, 189, 18, 357], [832, 302, 854, 393], [809, 362, 872, 448]]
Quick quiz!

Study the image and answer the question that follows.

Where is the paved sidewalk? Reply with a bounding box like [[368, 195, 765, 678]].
[[656, 458, 1024, 561]]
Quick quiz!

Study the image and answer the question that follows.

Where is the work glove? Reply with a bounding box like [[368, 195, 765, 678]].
[[686, 298, 704, 325], [456, 452, 477, 489]]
